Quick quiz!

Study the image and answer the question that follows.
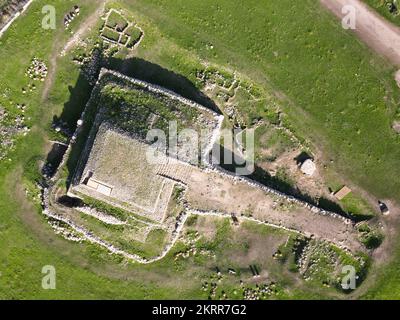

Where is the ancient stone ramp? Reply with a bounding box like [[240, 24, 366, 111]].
[[183, 167, 363, 252]]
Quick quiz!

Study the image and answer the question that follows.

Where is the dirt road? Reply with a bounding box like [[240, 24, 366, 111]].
[[321, 0, 400, 66]]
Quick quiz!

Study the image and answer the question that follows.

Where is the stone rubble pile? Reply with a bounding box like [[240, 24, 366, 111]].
[[75, 206, 127, 225], [243, 283, 278, 300], [26, 58, 48, 81], [174, 231, 214, 260], [64, 5, 80, 29], [47, 218, 84, 242]]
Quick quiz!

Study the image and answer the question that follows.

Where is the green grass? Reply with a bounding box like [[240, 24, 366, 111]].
[[339, 193, 375, 220], [123, 0, 400, 199], [363, 0, 400, 26], [0, 0, 198, 299], [274, 235, 305, 272], [78, 193, 130, 221], [116, 0, 400, 297], [1, 2, 315, 297], [101, 27, 120, 42], [2, 0, 400, 299], [106, 10, 128, 31], [73, 188, 164, 223], [357, 223, 384, 249], [119, 33, 128, 45], [254, 125, 297, 162], [125, 25, 141, 38], [75, 212, 168, 259], [363, 245, 400, 299], [126, 26, 142, 48], [92, 73, 215, 138]]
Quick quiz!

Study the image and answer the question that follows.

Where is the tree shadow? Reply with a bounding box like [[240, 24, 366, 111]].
[[42, 142, 68, 178], [58, 195, 84, 207]]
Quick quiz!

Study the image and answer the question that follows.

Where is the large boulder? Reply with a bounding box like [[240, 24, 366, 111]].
[[300, 159, 316, 176]]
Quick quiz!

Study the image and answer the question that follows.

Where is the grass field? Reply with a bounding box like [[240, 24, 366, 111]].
[[352, 0, 400, 298], [0, 0, 338, 297], [113, 0, 400, 297], [1, 0, 400, 299]]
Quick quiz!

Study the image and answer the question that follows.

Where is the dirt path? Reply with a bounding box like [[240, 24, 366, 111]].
[[42, 1, 106, 101], [61, 1, 106, 56], [321, 0, 400, 66], [188, 169, 362, 252], [41, 37, 61, 101]]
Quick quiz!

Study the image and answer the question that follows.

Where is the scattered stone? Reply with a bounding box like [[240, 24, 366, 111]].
[[26, 58, 48, 81]]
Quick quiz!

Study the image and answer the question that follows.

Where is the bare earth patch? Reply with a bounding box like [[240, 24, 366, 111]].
[[259, 149, 333, 202], [161, 163, 363, 252]]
